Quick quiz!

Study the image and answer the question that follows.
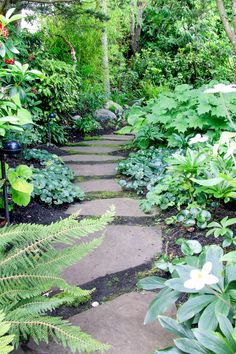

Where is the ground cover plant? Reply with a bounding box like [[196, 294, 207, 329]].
[[24, 149, 84, 205]]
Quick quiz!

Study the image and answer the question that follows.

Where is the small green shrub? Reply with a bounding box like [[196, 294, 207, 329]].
[[24, 149, 84, 205]]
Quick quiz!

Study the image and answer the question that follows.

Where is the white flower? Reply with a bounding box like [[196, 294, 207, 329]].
[[92, 301, 99, 307], [184, 262, 219, 291], [189, 134, 208, 145], [205, 84, 236, 94]]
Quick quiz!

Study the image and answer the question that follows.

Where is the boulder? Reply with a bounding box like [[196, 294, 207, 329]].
[[104, 100, 123, 116], [94, 109, 117, 123]]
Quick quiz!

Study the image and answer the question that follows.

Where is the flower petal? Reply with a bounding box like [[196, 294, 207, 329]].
[[205, 274, 219, 285], [202, 262, 212, 275], [184, 279, 196, 289], [194, 279, 206, 291], [190, 269, 201, 279]]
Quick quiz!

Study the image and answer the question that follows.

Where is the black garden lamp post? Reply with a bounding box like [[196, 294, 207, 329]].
[[0, 141, 22, 224], [48, 112, 56, 145]]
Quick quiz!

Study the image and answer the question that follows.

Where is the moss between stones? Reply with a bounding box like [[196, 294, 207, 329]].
[[66, 142, 124, 148], [85, 191, 135, 201]]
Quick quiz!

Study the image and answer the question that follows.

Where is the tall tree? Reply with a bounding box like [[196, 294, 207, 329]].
[[100, 0, 110, 96]]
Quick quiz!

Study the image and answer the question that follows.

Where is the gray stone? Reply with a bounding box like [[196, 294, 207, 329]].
[[62, 145, 121, 154], [104, 100, 124, 116], [101, 134, 134, 141], [65, 198, 159, 217], [66, 163, 117, 177], [94, 109, 117, 122], [72, 114, 82, 121], [20, 293, 175, 354], [62, 225, 162, 285], [80, 139, 129, 146], [61, 154, 124, 163], [79, 179, 122, 192]]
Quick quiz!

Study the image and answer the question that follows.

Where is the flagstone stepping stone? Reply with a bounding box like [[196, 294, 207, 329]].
[[79, 179, 122, 192], [66, 163, 117, 177], [101, 134, 134, 141], [66, 198, 158, 217], [62, 224, 162, 285], [79, 139, 129, 146], [61, 154, 124, 162], [22, 292, 175, 354], [62, 145, 121, 154]]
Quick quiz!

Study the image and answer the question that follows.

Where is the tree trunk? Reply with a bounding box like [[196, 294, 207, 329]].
[[130, 0, 146, 55], [100, 0, 111, 96], [216, 0, 236, 81]]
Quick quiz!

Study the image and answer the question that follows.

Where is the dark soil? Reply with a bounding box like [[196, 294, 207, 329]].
[[52, 262, 152, 319], [66, 126, 115, 144], [161, 203, 236, 260], [5, 199, 68, 225]]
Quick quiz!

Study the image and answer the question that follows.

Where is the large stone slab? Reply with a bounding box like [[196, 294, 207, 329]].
[[62, 225, 162, 284], [101, 134, 134, 141], [79, 139, 129, 146], [61, 154, 124, 163], [79, 179, 122, 192], [21, 292, 175, 354], [65, 198, 158, 217], [66, 163, 117, 177], [62, 145, 121, 154]]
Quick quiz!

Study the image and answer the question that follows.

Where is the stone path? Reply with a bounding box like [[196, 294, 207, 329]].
[[15, 134, 174, 354]]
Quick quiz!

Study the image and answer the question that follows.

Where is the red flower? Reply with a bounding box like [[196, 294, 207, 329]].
[[5, 58, 16, 65], [0, 23, 8, 38], [28, 55, 35, 61]]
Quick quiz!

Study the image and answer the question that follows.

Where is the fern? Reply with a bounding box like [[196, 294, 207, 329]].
[[0, 311, 14, 354], [0, 207, 115, 353]]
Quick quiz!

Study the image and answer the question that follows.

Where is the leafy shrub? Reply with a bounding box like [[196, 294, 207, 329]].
[[37, 121, 67, 145], [118, 147, 173, 194], [35, 59, 81, 119], [120, 84, 236, 148], [207, 217, 236, 248], [75, 114, 101, 134], [24, 149, 84, 205], [0, 209, 114, 352], [138, 245, 234, 328]]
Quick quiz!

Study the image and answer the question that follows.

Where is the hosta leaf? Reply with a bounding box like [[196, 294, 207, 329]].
[[177, 295, 214, 323], [137, 276, 166, 290]]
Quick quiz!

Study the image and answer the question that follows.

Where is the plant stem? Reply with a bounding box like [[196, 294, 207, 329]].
[[206, 285, 235, 313], [220, 93, 236, 131]]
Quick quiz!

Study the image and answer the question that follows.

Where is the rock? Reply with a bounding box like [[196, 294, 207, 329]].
[[94, 109, 117, 123], [104, 101, 123, 116], [72, 115, 82, 121]]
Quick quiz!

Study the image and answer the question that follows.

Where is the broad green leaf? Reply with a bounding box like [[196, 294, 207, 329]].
[[175, 338, 210, 354], [193, 329, 233, 354], [11, 179, 33, 194], [154, 347, 182, 354], [144, 288, 180, 324], [177, 295, 214, 323], [205, 245, 224, 289], [11, 189, 31, 206], [137, 276, 166, 290], [158, 316, 194, 339], [5, 8, 16, 19], [198, 301, 218, 331], [16, 165, 32, 179], [218, 314, 236, 351], [191, 177, 224, 187]]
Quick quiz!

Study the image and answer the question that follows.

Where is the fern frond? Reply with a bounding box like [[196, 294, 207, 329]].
[[0, 207, 114, 272], [0, 311, 14, 354], [7, 315, 110, 353], [33, 237, 104, 275]]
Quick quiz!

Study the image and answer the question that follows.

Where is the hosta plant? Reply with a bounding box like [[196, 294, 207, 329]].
[[166, 207, 211, 229], [0, 208, 114, 352]]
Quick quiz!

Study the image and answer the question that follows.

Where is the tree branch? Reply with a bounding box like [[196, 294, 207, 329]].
[[216, 0, 235, 48]]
